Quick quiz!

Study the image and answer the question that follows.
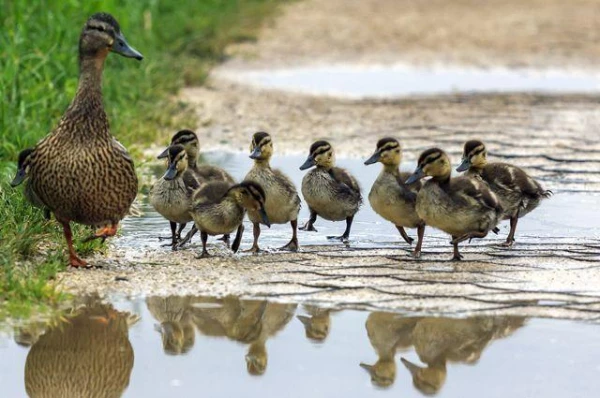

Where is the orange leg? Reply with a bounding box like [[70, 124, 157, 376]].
[[83, 223, 119, 243], [60, 221, 88, 268]]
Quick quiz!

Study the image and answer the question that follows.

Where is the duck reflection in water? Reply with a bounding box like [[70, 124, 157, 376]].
[[146, 295, 195, 355], [360, 313, 422, 388], [23, 297, 138, 398], [361, 314, 526, 393], [191, 296, 296, 375], [297, 305, 337, 343]]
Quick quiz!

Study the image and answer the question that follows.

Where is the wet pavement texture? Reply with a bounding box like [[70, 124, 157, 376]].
[[58, 153, 600, 320], [1, 295, 599, 398]]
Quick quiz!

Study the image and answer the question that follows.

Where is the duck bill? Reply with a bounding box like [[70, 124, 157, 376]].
[[162, 163, 178, 180], [456, 158, 471, 172], [405, 167, 425, 184], [111, 32, 144, 60], [249, 146, 262, 160], [10, 169, 26, 187], [157, 147, 169, 159], [364, 151, 381, 165], [297, 315, 311, 327], [359, 363, 374, 375], [299, 156, 315, 170], [259, 207, 271, 228], [401, 357, 423, 377]]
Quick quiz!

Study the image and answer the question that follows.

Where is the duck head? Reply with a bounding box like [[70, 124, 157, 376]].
[[297, 314, 330, 342], [157, 129, 199, 163], [457, 139, 487, 172], [249, 132, 273, 161], [228, 181, 270, 227], [300, 140, 335, 170], [364, 137, 402, 167], [80, 13, 143, 61], [406, 148, 452, 184], [11, 148, 34, 187], [162, 145, 188, 181], [360, 359, 396, 388], [246, 341, 268, 376], [401, 357, 447, 396]]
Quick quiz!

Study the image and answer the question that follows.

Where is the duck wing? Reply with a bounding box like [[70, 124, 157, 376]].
[[330, 167, 362, 202], [452, 176, 503, 213]]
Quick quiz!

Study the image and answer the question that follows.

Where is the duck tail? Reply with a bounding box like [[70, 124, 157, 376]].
[[541, 189, 553, 199]]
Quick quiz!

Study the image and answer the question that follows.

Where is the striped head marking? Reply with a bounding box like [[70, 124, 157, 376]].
[[249, 132, 273, 160], [81, 13, 143, 60], [231, 181, 270, 226], [171, 129, 200, 159], [365, 137, 401, 166], [162, 145, 188, 180], [300, 141, 334, 170], [457, 140, 487, 172], [406, 148, 450, 184]]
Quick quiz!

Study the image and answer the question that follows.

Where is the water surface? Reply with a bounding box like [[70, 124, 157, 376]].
[[1, 295, 598, 398]]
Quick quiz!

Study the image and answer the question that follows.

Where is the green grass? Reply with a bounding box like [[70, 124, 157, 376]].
[[0, 0, 287, 318]]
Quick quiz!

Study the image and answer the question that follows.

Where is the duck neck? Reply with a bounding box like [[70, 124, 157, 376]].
[[67, 53, 108, 129], [383, 163, 400, 176], [433, 174, 451, 190], [253, 158, 271, 168]]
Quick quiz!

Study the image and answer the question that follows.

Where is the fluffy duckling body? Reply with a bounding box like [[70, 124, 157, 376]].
[[245, 132, 301, 252], [25, 13, 143, 267], [457, 140, 552, 246], [406, 148, 502, 260], [149, 145, 200, 248], [191, 180, 270, 257], [365, 138, 424, 256], [300, 141, 362, 241]]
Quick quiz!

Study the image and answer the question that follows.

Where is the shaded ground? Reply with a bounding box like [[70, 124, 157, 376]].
[[58, 0, 600, 320]]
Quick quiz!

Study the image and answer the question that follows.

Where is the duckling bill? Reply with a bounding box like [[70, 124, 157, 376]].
[[457, 140, 552, 247], [300, 141, 362, 242], [406, 148, 502, 260], [365, 138, 425, 257], [24, 13, 142, 267]]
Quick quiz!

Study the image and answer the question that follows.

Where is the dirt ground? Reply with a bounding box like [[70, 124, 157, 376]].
[[59, 0, 600, 320]]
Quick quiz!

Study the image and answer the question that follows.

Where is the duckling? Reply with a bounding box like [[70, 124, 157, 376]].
[[10, 148, 51, 220], [190, 180, 270, 257], [457, 140, 552, 247], [299, 140, 362, 241], [25, 13, 143, 267], [406, 148, 502, 260], [146, 296, 195, 355], [149, 145, 200, 248], [245, 132, 301, 252], [296, 305, 335, 342], [157, 130, 236, 246], [365, 138, 425, 256]]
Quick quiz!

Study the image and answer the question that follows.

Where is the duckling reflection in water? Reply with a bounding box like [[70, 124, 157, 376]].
[[360, 313, 422, 388], [191, 296, 296, 375], [24, 298, 137, 398], [297, 305, 336, 342], [400, 316, 526, 395], [147, 296, 195, 355]]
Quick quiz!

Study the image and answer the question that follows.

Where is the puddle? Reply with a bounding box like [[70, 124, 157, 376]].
[[1, 295, 599, 397], [216, 65, 600, 99], [118, 152, 599, 254]]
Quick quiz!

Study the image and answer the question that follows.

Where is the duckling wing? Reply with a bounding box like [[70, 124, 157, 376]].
[[397, 172, 422, 203], [330, 167, 362, 203], [273, 169, 302, 206], [483, 163, 549, 199], [196, 164, 236, 184], [192, 181, 232, 205], [452, 177, 502, 213]]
